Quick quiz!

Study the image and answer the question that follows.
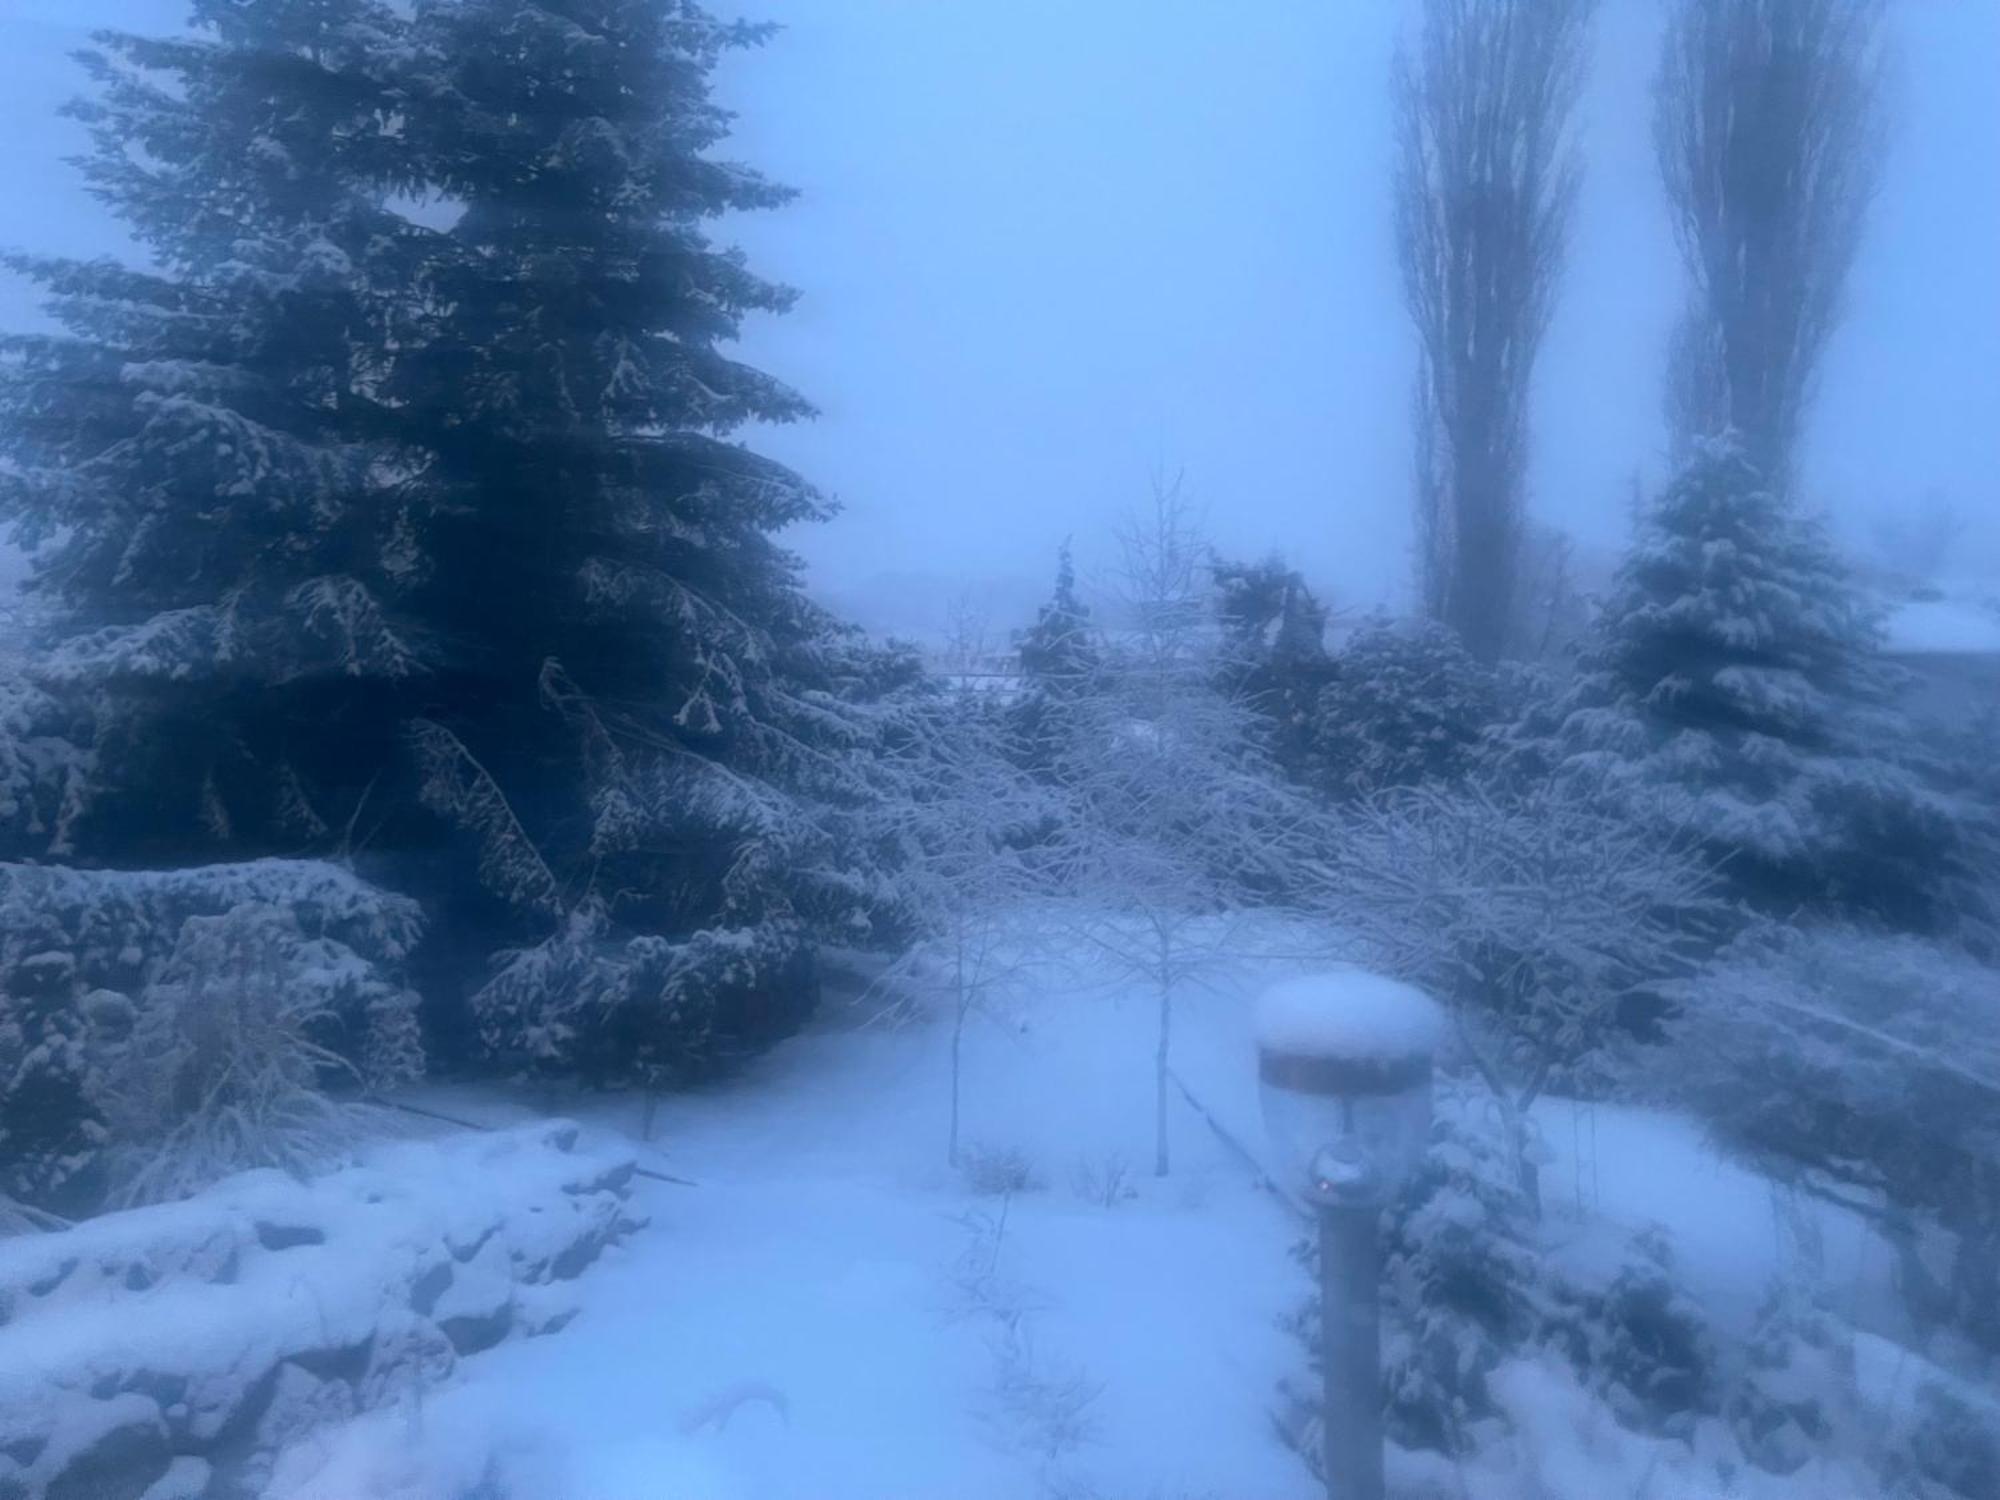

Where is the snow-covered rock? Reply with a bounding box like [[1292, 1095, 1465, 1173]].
[[0, 1123, 645, 1500]]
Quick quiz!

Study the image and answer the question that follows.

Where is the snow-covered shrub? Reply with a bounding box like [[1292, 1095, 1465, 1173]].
[[1377, 1095, 1543, 1455], [1727, 1275, 1860, 1476], [1308, 616, 1502, 800], [1279, 1095, 1727, 1471], [1315, 778, 1724, 1209], [1069, 1154, 1138, 1208], [1664, 927, 2000, 1356], [0, 949, 108, 1220], [946, 1201, 1104, 1482], [0, 860, 423, 1217], [0, 665, 86, 859], [0, 860, 424, 1073], [961, 1143, 1042, 1198], [1539, 1225, 1718, 1440], [102, 904, 394, 1207], [1894, 1377, 2000, 1500]]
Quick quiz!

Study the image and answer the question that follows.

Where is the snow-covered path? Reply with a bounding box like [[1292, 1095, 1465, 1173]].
[[277, 968, 1319, 1499]]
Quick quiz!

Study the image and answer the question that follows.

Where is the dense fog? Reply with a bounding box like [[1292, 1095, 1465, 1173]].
[[0, 3, 1994, 1498]]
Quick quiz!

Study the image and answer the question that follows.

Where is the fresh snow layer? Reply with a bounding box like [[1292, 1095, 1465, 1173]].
[[0, 1123, 640, 1500], [1255, 967, 1448, 1062], [263, 913, 1905, 1500]]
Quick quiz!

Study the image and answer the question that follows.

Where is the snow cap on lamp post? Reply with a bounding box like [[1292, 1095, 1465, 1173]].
[[1256, 970, 1447, 1207]]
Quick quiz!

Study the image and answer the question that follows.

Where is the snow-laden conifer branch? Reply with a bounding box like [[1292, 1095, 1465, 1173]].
[[410, 719, 565, 918]]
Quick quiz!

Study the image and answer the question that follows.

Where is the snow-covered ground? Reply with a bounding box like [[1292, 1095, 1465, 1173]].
[[266, 927, 1911, 1500]]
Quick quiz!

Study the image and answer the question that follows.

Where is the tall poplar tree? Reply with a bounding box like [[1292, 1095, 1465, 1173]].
[[1394, 0, 1594, 662], [1655, 0, 1887, 491]]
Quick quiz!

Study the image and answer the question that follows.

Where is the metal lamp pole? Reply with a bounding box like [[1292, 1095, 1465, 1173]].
[[1256, 972, 1442, 1500], [1308, 1143, 1386, 1500]]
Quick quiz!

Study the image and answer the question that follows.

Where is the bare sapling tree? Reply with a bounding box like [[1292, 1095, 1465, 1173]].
[[1052, 475, 1319, 1176], [1867, 488, 1967, 586], [1310, 778, 1723, 1216], [941, 586, 995, 679], [874, 690, 1060, 1168], [1655, 0, 1887, 491], [1395, 0, 1595, 663]]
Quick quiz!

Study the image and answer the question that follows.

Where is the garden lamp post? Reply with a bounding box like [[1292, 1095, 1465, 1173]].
[[1257, 972, 1445, 1500]]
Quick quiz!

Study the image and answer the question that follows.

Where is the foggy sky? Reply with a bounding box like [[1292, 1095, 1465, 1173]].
[[4, 0, 1996, 637]]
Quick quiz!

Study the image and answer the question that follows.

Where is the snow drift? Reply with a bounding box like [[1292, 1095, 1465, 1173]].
[[0, 1121, 644, 1500]]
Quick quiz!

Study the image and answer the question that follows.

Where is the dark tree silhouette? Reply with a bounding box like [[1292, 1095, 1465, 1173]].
[[1394, 0, 1594, 664], [1655, 0, 1888, 492]]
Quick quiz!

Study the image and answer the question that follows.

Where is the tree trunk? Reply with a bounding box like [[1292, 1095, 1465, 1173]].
[[949, 941, 968, 1170], [1495, 1090, 1542, 1221], [1155, 974, 1173, 1178], [948, 1003, 965, 1170], [1517, 1155, 1541, 1220]]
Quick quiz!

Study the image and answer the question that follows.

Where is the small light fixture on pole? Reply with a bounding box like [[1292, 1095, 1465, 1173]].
[[1257, 971, 1445, 1500]]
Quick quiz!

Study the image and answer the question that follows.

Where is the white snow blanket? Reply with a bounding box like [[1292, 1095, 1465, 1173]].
[[0, 1122, 644, 1500]]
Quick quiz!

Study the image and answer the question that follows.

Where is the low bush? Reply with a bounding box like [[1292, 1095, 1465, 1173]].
[[0, 860, 424, 1219]]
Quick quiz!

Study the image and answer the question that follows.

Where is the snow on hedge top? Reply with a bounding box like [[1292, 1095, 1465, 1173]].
[[1255, 969, 1447, 1063]]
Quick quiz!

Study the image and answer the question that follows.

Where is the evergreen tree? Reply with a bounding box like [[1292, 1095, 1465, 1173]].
[[1211, 556, 1333, 778], [1011, 541, 1099, 772], [1016, 540, 1098, 688], [0, 0, 433, 865], [2, 0, 895, 1084], [384, 0, 898, 1080], [1534, 441, 1965, 928], [1312, 616, 1501, 801]]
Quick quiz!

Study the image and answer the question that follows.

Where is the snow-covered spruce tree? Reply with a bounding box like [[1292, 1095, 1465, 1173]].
[[1211, 555, 1334, 780], [388, 0, 902, 1082], [1011, 540, 1102, 775], [1532, 441, 1970, 929], [0, 0, 436, 867]]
